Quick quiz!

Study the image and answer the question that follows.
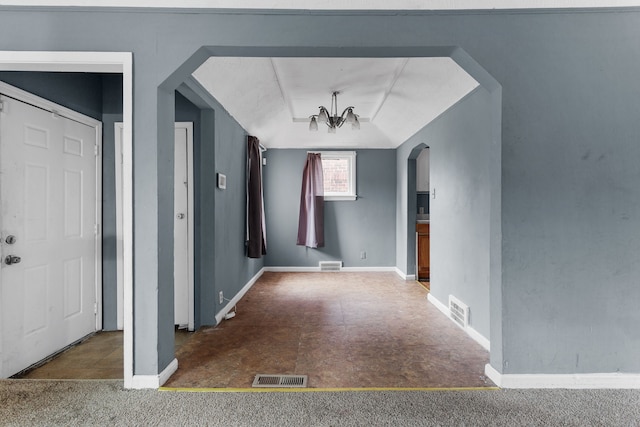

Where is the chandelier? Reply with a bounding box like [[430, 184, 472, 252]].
[[309, 91, 360, 133]]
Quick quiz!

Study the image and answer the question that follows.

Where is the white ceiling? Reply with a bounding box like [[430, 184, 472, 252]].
[[192, 57, 479, 149]]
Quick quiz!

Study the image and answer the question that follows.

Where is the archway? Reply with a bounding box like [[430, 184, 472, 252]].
[[151, 46, 502, 386]]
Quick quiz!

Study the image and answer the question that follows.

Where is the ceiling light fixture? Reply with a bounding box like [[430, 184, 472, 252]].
[[309, 91, 360, 133]]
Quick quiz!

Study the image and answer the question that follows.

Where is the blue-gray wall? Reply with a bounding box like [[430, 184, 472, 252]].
[[264, 149, 396, 268], [2, 7, 640, 378], [177, 79, 265, 326], [0, 71, 104, 120], [210, 92, 265, 324], [397, 87, 493, 341]]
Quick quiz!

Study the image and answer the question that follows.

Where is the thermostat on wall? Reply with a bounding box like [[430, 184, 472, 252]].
[[217, 173, 227, 190]]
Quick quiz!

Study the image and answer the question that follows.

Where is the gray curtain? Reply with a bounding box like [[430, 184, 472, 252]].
[[297, 153, 324, 248], [247, 136, 266, 258]]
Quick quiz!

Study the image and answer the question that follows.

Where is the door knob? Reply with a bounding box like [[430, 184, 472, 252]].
[[4, 255, 21, 265], [176, 213, 185, 219]]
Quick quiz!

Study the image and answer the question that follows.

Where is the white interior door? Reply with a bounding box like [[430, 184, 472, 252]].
[[0, 91, 99, 378], [173, 126, 190, 328], [115, 122, 193, 331]]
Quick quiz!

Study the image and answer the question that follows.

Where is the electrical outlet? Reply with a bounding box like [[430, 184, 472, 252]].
[[219, 291, 224, 304], [360, 251, 366, 260]]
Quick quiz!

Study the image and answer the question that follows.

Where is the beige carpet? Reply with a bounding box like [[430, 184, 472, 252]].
[[1, 380, 640, 426]]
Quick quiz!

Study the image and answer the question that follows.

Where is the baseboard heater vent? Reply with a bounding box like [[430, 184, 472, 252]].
[[448, 295, 469, 328], [319, 261, 342, 272], [252, 374, 308, 388]]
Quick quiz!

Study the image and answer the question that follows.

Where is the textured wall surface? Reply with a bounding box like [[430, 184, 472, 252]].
[[398, 88, 493, 339], [1, 7, 639, 376]]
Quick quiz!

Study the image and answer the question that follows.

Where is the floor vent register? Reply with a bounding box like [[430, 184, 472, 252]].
[[252, 374, 308, 388]]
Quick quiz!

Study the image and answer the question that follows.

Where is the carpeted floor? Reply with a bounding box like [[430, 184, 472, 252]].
[[1, 380, 640, 426]]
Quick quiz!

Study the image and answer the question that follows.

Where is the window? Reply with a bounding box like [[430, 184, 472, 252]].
[[319, 151, 357, 201]]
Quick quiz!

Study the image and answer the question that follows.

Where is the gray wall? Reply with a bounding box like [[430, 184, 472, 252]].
[[2, 7, 640, 377], [178, 79, 266, 326], [264, 149, 396, 268], [397, 88, 493, 339], [0, 71, 104, 120], [211, 93, 265, 323]]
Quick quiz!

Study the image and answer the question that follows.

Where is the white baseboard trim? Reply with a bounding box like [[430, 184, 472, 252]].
[[341, 266, 397, 272], [427, 293, 490, 351], [394, 267, 416, 281], [215, 267, 265, 324], [485, 363, 640, 389], [130, 358, 178, 389], [263, 266, 400, 274], [427, 292, 447, 311], [263, 266, 320, 272]]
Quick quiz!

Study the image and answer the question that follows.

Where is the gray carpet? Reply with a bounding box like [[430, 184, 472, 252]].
[[1, 380, 640, 426]]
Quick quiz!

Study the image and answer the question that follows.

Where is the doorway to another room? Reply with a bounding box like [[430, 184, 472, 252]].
[[0, 52, 134, 384], [416, 147, 430, 288], [114, 122, 195, 332]]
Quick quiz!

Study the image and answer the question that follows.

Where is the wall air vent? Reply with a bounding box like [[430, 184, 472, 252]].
[[448, 295, 469, 328], [319, 261, 342, 272]]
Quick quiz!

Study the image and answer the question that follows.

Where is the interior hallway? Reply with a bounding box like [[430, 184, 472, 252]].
[[20, 272, 492, 389]]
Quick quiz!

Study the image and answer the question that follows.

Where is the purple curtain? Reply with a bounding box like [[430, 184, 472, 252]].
[[297, 153, 324, 248], [247, 136, 266, 258]]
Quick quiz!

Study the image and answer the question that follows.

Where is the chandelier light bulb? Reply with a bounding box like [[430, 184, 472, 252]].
[[317, 108, 329, 124], [346, 108, 356, 124], [309, 116, 318, 131]]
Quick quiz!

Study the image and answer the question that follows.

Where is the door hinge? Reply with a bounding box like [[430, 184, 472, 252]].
[[94, 223, 100, 235], [94, 144, 100, 156], [0, 100, 4, 112], [94, 303, 98, 314]]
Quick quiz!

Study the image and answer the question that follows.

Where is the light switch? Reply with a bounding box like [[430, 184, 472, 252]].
[[217, 173, 227, 190]]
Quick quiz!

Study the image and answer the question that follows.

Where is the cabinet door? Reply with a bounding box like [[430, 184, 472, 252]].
[[417, 225, 430, 280]]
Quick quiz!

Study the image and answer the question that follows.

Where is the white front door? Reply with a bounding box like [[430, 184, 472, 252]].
[[0, 91, 99, 378]]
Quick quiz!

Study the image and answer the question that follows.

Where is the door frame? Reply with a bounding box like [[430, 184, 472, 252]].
[[0, 79, 103, 368], [0, 51, 135, 387], [115, 121, 194, 331]]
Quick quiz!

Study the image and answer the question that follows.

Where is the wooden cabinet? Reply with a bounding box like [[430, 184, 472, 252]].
[[416, 223, 430, 281]]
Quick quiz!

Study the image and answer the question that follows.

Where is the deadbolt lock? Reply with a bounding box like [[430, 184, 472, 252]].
[[5, 235, 16, 244]]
